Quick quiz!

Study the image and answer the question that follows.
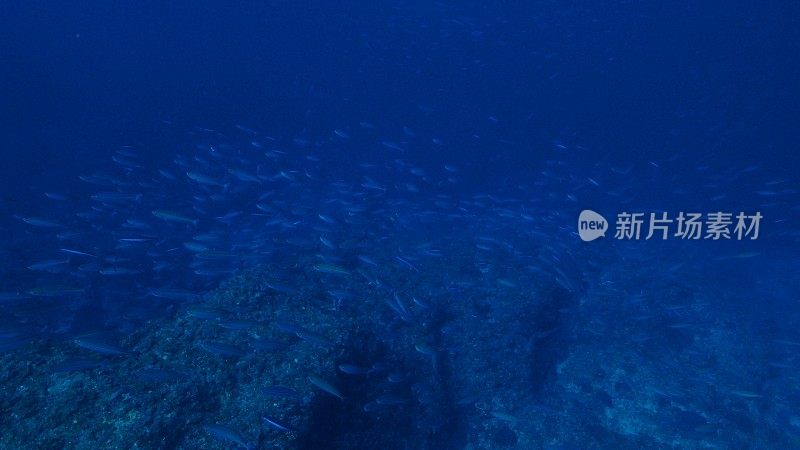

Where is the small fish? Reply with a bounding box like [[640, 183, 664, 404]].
[[731, 390, 762, 399], [203, 424, 253, 450], [319, 235, 337, 249], [497, 279, 517, 288], [28, 259, 70, 271], [99, 267, 141, 276], [375, 393, 408, 406], [74, 337, 128, 356], [294, 327, 333, 346], [0, 292, 31, 302], [491, 411, 520, 423], [228, 168, 261, 183], [27, 286, 83, 297], [314, 263, 351, 276], [414, 342, 436, 357], [158, 169, 177, 180], [118, 236, 157, 243], [15, 215, 63, 228], [318, 214, 338, 224], [338, 364, 371, 375], [152, 210, 198, 225], [91, 192, 143, 203], [44, 192, 69, 201], [733, 252, 760, 259], [387, 373, 406, 383], [381, 140, 404, 151], [150, 288, 201, 301], [187, 171, 225, 187], [394, 256, 419, 272], [357, 255, 378, 266], [183, 242, 209, 252], [308, 375, 345, 400], [262, 416, 293, 433], [59, 248, 97, 258], [412, 297, 431, 309]]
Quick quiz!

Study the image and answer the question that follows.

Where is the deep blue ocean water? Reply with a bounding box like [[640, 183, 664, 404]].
[[1, 2, 798, 449]]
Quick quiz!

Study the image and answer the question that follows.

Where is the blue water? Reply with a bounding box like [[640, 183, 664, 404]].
[[1, 2, 798, 449]]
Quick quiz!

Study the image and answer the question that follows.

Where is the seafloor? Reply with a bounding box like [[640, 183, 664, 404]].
[[0, 226, 792, 450]]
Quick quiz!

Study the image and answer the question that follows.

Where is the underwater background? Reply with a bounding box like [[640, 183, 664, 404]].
[[1, 1, 799, 449]]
